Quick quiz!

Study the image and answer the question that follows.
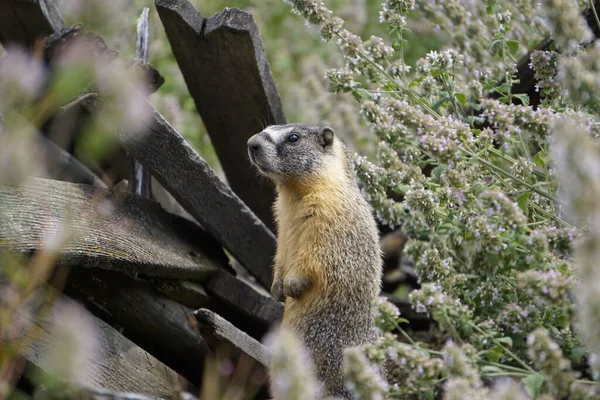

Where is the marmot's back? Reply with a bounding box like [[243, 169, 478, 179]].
[[247, 124, 383, 399]]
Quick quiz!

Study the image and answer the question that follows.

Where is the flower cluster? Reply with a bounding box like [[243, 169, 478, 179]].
[[527, 328, 577, 397], [264, 326, 322, 400], [539, 0, 592, 53], [553, 118, 600, 377], [559, 41, 600, 112], [517, 269, 576, 306], [363, 333, 443, 397], [442, 342, 487, 400], [373, 297, 402, 333], [379, 0, 414, 30], [409, 283, 473, 336], [530, 50, 561, 101], [284, 0, 600, 397], [343, 347, 389, 400]]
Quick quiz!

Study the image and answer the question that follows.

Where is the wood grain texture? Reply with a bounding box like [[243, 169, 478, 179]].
[[0, 0, 66, 49], [204, 270, 283, 329], [80, 94, 277, 290], [17, 294, 180, 398], [194, 308, 270, 368], [0, 178, 224, 280], [64, 268, 209, 384], [155, 0, 284, 232]]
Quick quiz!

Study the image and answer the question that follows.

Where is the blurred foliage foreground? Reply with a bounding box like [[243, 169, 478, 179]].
[[3, 0, 600, 399]]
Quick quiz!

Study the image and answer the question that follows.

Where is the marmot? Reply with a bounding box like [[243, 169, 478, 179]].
[[247, 124, 383, 398]]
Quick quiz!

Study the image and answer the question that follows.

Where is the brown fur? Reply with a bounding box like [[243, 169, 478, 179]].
[[271, 139, 382, 398]]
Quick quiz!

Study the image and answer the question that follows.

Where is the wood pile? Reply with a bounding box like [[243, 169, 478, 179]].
[[0, 0, 423, 398]]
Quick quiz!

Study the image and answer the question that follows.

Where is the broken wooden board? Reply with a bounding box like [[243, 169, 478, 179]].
[[15, 294, 181, 398], [152, 279, 211, 310], [204, 270, 283, 330], [31, 385, 198, 400], [80, 94, 277, 290], [156, 0, 284, 232], [0, 0, 66, 50], [194, 309, 270, 368], [33, 131, 107, 187], [0, 178, 225, 280], [64, 268, 209, 384]]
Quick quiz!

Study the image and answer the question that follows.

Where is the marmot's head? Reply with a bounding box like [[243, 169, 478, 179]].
[[247, 124, 337, 181]]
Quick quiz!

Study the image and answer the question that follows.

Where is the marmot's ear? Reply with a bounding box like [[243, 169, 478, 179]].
[[319, 127, 335, 148]]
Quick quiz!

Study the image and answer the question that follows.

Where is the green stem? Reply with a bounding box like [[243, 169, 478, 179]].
[[333, 31, 441, 118], [462, 147, 560, 203], [575, 379, 600, 385], [485, 361, 530, 374], [393, 320, 416, 345], [470, 323, 536, 373], [482, 371, 530, 377]]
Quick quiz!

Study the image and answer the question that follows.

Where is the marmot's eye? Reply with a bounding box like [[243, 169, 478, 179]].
[[287, 134, 300, 143]]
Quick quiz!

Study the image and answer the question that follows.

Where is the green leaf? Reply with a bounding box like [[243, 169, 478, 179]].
[[522, 374, 544, 398], [481, 365, 505, 374], [432, 164, 445, 180], [453, 92, 468, 105], [506, 40, 520, 56], [481, 346, 504, 363], [352, 88, 372, 101], [512, 93, 530, 105], [422, 389, 435, 400], [392, 38, 408, 51], [534, 151, 547, 168], [497, 336, 513, 347], [489, 39, 502, 51], [383, 81, 397, 91], [517, 192, 531, 215]]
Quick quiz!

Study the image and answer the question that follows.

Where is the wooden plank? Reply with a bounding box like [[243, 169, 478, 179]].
[[193, 308, 270, 368], [15, 294, 181, 397], [0, 0, 66, 49], [155, 0, 284, 232], [152, 279, 211, 310], [80, 94, 277, 290], [0, 178, 225, 280], [34, 132, 107, 187], [204, 270, 283, 329], [64, 268, 209, 384]]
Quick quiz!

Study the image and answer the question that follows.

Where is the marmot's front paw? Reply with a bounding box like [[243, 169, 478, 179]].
[[283, 274, 312, 299], [271, 279, 284, 302]]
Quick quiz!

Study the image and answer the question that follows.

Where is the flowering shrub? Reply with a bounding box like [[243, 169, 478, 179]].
[[278, 0, 600, 398]]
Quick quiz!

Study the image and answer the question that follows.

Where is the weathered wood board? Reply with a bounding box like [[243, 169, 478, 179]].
[[156, 0, 284, 232], [0, 0, 66, 49], [204, 270, 283, 329], [0, 178, 225, 280], [64, 268, 208, 383], [80, 95, 277, 290], [152, 279, 211, 310], [194, 308, 270, 368], [16, 294, 180, 398]]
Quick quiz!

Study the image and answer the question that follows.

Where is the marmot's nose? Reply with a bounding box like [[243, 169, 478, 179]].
[[248, 135, 260, 153]]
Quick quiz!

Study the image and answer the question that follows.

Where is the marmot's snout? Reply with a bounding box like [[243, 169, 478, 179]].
[[247, 133, 261, 162], [247, 132, 275, 175]]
